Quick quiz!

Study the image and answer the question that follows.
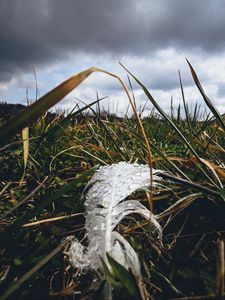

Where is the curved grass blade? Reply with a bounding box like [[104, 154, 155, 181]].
[[120, 63, 221, 188], [0, 68, 96, 146], [186, 59, 225, 131], [0, 66, 153, 176]]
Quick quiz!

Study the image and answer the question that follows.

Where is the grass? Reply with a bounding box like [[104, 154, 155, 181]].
[[0, 62, 224, 300]]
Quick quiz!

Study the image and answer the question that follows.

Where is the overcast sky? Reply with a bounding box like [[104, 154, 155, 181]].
[[1, 0, 225, 115]]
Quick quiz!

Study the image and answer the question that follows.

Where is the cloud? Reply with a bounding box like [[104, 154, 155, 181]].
[[1, 0, 225, 115], [2, 0, 225, 82], [2, 49, 225, 114]]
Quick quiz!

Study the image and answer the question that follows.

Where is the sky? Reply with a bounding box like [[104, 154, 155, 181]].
[[1, 0, 225, 116]]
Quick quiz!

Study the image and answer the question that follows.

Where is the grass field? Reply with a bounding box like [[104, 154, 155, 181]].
[[0, 63, 224, 300]]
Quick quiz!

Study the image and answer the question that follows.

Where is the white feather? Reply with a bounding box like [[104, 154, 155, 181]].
[[68, 161, 163, 295]]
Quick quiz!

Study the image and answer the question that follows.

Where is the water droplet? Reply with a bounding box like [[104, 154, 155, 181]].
[[129, 183, 137, 190]]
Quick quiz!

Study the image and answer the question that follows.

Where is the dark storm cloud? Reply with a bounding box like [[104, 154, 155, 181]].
[[1, 0, 225, 82]]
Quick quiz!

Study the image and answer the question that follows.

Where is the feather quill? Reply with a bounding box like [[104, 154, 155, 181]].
[[68, 162, 164, 298]]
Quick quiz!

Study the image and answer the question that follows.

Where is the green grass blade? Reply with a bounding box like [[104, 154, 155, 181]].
[[120, 63, 219, 187], [186, 59, 225, 131], [178, 70, 192, 135], [106, 253, 141, 299]]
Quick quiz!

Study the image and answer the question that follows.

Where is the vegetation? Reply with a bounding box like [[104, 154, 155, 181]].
[[0, 63, 224, 299]]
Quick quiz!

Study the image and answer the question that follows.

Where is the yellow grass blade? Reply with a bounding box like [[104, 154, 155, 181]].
[[22, 213, 83, 228], [0, 67, 96, 146], [0, 67, 153, 175], [19, 127, 29, 185]]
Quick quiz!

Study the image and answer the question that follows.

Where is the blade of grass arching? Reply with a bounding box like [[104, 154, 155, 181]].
[[149, 144, 191, 179], [120, 63, 220, 188], [66, 102, 79, 116], [186, 59, 225, 131], [90, 68, 155, 209], [0, 66, 153, 183], [1, 66, 161, 208], [178, 71, 192, 135], [0, 68, 97, 146]]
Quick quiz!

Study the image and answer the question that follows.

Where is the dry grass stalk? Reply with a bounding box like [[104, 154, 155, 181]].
[[22, 213, 83, 227]]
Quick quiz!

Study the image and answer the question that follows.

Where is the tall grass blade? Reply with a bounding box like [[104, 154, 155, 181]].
[[120, 63, 219, 186], [186, 59, 225, 131], [178, 71, 192, 135]]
